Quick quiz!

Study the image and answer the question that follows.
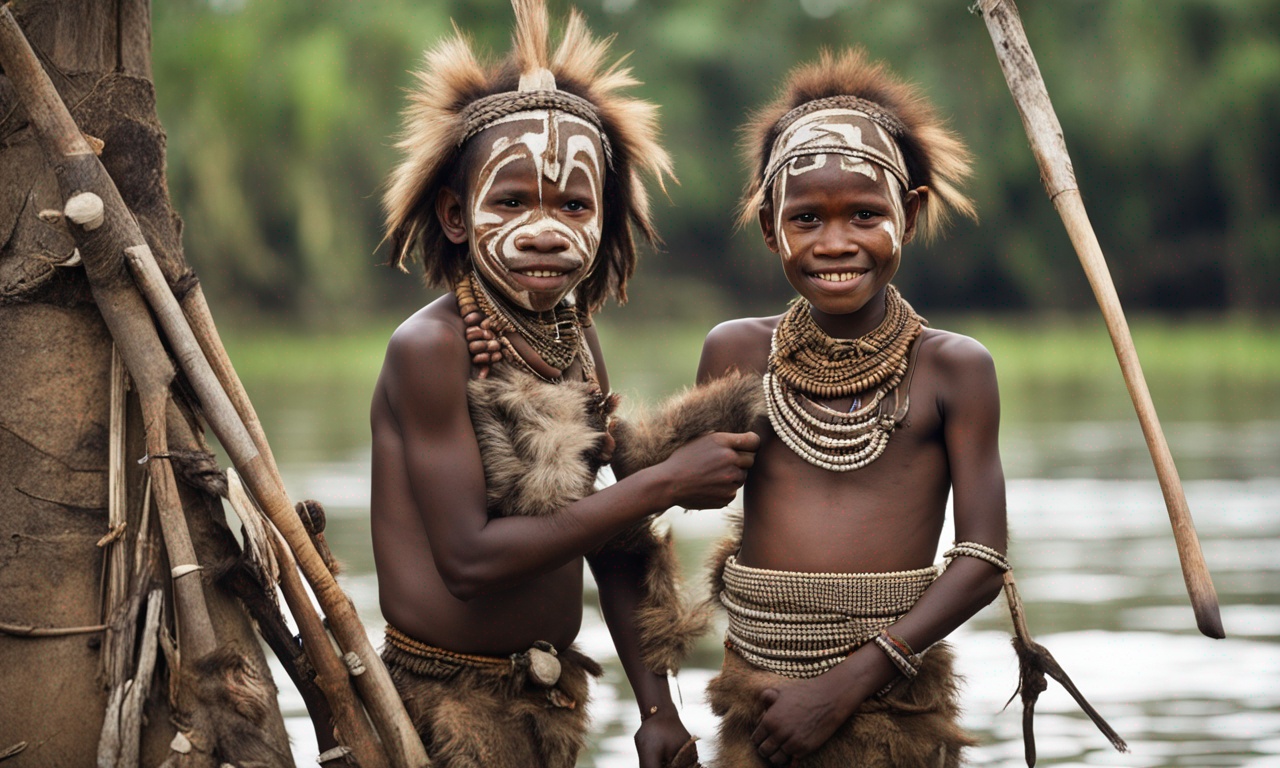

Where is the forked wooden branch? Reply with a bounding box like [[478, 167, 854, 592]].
[[1002, 573, 1127, 766], [975, 0, 1224, 639]]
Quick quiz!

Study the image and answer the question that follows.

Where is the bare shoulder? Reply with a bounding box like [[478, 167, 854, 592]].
[[919, 327, 996, 375], [697, 315, 782, 383], [385, 296, 465, 367], [380, 295, 471, 410], [917, 327, 999, 409]]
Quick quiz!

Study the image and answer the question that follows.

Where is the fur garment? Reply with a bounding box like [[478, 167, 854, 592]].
[[609, 371, 764, 480], [707, 644, 975, 768], [383, 638, 602, 768], [600, 372, 765, 675], [467, 365, 614, 519]]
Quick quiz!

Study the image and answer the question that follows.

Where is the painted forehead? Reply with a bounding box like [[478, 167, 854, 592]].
[[468, 110, 605, 187], [764, 108, 909, 193]]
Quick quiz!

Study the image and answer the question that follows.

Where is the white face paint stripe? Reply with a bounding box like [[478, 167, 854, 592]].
[[466, 110, 605, 311], [774, 167, 791, 260], [771, 154, 908, 260]]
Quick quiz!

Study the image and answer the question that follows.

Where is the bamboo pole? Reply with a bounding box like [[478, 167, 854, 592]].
[[123, 244, 427, 767], [974, 0, 1224, 639]]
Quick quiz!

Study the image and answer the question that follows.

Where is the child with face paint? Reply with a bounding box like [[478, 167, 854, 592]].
[[694, 50, 1002, 767], [370, 2, 758, 767]]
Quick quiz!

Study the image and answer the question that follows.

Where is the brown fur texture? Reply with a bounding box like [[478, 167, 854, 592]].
[[738, 48, 976, 241], [467, 365, 615, 518], [610, 371, 764, 480], [176, 645, 293, 768], [382, 0, 673, 312], [707, 644, 976, 768], [593, 372, 764, 675], [383, 640, 602, 768]]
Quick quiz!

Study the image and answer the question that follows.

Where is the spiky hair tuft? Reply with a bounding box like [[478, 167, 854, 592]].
[[382, 0, 673, 312], [738, 48, 975, 241]]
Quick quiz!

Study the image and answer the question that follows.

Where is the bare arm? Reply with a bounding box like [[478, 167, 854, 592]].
[[384, 318, 757, 601], [751, 333, 1008, 762], [588, 548, 691, 768]]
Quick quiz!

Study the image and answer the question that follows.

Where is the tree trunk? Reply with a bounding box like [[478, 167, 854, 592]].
[[0, 1, 290, 765]]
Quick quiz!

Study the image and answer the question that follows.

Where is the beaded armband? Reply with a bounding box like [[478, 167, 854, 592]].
[[944, 541, 1012, 573], [873, 630, 922, 680]]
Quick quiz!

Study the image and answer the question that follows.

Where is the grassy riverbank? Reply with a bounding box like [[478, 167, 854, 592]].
[[223, 314, 1279, 394]]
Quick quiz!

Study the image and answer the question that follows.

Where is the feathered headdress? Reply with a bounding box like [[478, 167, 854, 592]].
[[739, 48, 975, 241], [383, 0, 673, 312]]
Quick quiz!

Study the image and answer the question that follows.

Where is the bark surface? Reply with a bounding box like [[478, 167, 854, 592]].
[[0, 1, 289, 764]]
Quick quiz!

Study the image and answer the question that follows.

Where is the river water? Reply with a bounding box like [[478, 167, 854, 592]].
[[237, 348, 1279, 767]]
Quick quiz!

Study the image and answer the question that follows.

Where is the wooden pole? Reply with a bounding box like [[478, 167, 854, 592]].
[[975, 0, 1224, 638], [0, 7, 427, 765]]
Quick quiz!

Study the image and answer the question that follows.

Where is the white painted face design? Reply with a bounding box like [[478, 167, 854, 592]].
[[467, 109, 604, 311], [772, 153, 907, 262], [765, 108, 910, 193]]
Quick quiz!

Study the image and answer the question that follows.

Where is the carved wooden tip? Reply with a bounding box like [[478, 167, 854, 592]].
[[64, 192, 105, 230]]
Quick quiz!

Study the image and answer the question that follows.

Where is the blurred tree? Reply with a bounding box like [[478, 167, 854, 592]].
[[150, 0, 1280, 326]]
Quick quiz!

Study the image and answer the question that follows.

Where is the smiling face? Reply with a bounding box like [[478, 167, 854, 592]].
[[452, 110, 605, 312], [762, 153, 923, 322]]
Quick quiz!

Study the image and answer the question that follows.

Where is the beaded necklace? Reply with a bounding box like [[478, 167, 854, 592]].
[[467, 271, 583, 372], [764, 286, 923, 472], [454, 272, 590, 384]]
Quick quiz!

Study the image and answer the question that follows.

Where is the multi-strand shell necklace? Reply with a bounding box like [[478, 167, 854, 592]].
[[455, 271, 586, 382], [763, 285, 924, 472]]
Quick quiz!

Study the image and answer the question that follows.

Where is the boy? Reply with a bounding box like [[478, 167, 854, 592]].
[[696, 49, 1005, 767], [371, 2, 758, 766]]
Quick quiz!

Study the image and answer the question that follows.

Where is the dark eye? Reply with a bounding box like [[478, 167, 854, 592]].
[[793, 213, 819, 224], [564, 200, 588, 213], [498, 198, 523, 209], [855, 210, 877, 221]]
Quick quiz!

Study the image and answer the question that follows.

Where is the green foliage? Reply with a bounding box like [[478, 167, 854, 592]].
[[151, 0, 1280, 326]]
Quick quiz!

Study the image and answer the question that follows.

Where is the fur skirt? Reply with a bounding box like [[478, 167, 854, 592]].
[[706, 643, 976, 768], [382, 632, 603, 768]]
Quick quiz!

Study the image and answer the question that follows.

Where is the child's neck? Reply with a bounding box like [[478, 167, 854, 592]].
[[807, 288, 888, 340]]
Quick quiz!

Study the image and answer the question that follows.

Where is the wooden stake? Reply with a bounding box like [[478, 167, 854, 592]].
[[226, 470, 391, 768], [0, 8, 426, 765], [975, 0, 1224, 639]]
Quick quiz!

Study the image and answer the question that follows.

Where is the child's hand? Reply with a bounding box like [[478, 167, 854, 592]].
[[751, 678, 851, 764], [659, 431, 760, 510], [635, 707, 696, 768]]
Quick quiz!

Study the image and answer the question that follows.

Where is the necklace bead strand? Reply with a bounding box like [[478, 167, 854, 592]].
[[764, 286, 923, 472]]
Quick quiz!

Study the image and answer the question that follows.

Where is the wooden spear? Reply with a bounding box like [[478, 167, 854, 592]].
[[974, 0, 1224, 638]]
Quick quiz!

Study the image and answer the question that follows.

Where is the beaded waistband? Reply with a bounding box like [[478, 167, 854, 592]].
[[384, 625, 511, 673], [721, 556, 940, 679]]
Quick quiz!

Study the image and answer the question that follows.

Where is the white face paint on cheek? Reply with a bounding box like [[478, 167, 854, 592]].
[[882, 175, 906, 257], [466, 112, 607, 311], [559, 131, 603, 269], [773, 168, 792, 261]]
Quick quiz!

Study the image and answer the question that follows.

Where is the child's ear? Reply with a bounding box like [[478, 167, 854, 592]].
[[436, 188, 469, 245], [902, 186, 929, 245], [758, 201, 781, 254]]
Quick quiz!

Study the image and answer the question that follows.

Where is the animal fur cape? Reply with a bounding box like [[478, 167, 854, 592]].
[[468, 366, 764, 675]]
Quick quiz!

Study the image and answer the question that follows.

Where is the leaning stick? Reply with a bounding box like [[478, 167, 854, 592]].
[[0, 9, 427, 766], [0, 7, 219, 660], [226, 470, 390, 768], [975, 0, 1224, 639], [122, 246, 428, 768]]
